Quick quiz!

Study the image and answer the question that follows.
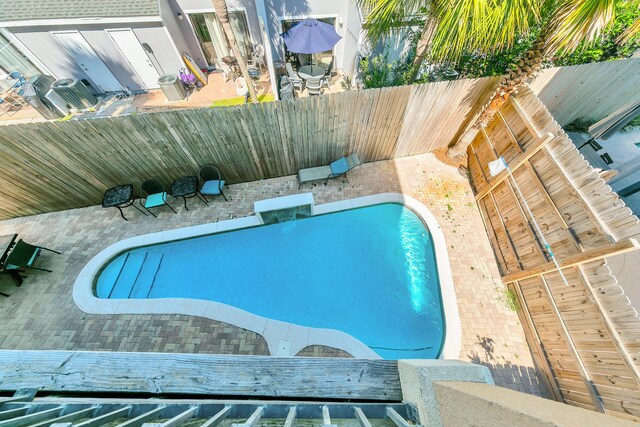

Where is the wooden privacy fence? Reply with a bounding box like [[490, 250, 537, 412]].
[[530, 57, 640, 126], [467, 87, 640, 422], [0, 76, 499, 219]]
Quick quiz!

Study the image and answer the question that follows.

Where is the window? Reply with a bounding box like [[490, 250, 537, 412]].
[[0, 31, 40, 79], [190, 11, 253, 67], [281, 18, 336, 67]]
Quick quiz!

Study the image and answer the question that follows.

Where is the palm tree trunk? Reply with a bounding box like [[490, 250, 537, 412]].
[[212, 0, 258, 103], [408, 15, 438, 82], [446, 33, 548, 158]]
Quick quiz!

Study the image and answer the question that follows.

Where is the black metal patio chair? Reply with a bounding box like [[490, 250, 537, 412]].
[[4, 239, 61, 276], [140, 179, 177, 217], [199, 165, 228, 201]]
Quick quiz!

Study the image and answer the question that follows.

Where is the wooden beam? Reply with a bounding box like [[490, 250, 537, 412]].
[[201, 406, 232, 427], [322, 406, 336, 427], [283, 407, 297, 427], [541, 145, 615, 243], [503, 167, 549, 263], [501, 238, 640, 283], [497, 110, 525, 152], [0, 406, 63, 427], [354, 407, 373, 427], [76, 407, 133, 427], [523, 162, 582, 251], [144, 407, 197, 427], [115, 407, 165, 427], [536, 275, 605, 412], [475, 132, 555, 201], [509, 283, 564, 402], [30, 407, 98, 427], [477, 198, 508, 275], [509, 96, 542, 139], [488, 192, 524, 271], [232, 407, 264, 427], [482, 128, 548, 263], [0, 351, 401, 401], [575, 266, 640, 389], [386, 407, 414, 427], [0, 409, 27, 423]]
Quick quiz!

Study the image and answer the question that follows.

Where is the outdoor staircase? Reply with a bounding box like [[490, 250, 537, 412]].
[[107, 251, 164, 299]]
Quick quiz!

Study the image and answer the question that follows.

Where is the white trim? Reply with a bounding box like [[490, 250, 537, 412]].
[[0, 27, 55, 76], [182, 12, 210, 68], [253, 0, 278, 99], [162, 25, 186, 70], [73, 193, 461, 360], [277, 14, 340, 21], [0, 16, 162, 28]]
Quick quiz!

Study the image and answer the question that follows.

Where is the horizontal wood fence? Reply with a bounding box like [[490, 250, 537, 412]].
[[467, 87, 640, 422], [530, 57, 640, 126], [0, 76, 499, 219]]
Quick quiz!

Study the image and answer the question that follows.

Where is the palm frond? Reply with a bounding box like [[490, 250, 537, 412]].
[[547, 0, 616, 53], [429, 0, 541, 63], [359, 0, 430, 43], [617, 14, 640, 44], [488, 0, 541, 52], [428, 0, 492, 62]]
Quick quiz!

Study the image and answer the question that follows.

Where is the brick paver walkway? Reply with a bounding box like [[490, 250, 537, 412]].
[[0, 153, 544, 397]]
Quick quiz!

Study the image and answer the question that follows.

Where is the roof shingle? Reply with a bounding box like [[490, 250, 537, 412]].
[[0, 0, 160, 23]]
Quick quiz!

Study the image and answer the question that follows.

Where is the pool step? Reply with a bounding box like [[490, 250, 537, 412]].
[[109, 252, 147, 299], [129, 252, 164, 299], [96, 253, 128, 298]]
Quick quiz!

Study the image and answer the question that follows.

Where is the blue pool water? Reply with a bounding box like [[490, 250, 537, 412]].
[[95, 203, 444, 359]]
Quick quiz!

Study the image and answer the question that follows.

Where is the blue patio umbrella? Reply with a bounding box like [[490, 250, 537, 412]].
[[281, 18, 342, 54]]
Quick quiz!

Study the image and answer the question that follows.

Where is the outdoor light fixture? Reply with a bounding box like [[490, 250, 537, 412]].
[[338, 16, 344, 27], [177, 12, 184, 20]]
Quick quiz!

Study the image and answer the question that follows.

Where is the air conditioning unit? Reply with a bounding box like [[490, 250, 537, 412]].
[[50, 78, 98, 109]]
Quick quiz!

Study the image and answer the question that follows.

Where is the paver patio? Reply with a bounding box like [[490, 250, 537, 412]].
[[0, 153, 544, 397]]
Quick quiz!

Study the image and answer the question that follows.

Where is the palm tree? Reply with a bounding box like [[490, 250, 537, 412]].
[[359, 0, 437, 81], [212, 0, 258, 103], [360, 0, 538, 83], [442, 0, 640, 158]]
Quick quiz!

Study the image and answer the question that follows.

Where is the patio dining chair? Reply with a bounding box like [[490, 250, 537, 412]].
[[215, 58, 233, 82], [140, 179, 177, 217], [306, 77, 324, 96], [199, 165, 228, 201], [279, 76, 295, 100], [4, 239, 61, 276], [285, 63, 303, 91]]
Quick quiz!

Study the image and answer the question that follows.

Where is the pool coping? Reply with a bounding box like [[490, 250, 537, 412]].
[[73, 193, 462, 360]]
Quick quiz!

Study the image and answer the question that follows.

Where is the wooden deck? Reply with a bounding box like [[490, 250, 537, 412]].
[[0, 350, 401, 401]]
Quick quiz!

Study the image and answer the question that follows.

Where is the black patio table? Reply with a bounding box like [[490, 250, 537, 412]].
[[102, 185, 147, 221], [171, 176, 208, 211]]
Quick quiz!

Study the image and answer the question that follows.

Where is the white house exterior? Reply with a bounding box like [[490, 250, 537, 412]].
[[0, 0, 409, 97]]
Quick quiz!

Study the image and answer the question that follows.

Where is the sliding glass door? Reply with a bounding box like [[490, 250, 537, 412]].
[[190, 11, 253, 67], [0, 31, 41, 78]]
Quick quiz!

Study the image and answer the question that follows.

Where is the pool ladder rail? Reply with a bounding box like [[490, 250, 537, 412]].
[[0, 392, 423, 427]]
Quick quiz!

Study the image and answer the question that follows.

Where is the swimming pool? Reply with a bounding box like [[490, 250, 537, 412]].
[[74, 193, 461, 359]]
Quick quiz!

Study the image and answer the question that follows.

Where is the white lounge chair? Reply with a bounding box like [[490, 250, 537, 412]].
[[297, 154, 361, 188]]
